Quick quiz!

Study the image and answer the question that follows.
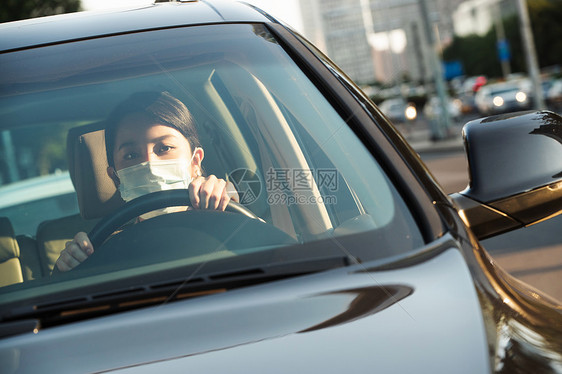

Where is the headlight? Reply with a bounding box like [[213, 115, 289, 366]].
[[516, 91, 527, 103], [453, 98, 462, 110], [405, 105, 417, 120], [493, 96, 504, 107]]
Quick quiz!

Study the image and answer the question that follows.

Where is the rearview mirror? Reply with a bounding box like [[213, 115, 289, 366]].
[[451, 111, 562, 240]]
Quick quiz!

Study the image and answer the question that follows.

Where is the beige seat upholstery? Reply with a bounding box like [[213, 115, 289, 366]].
[[0, 218, 45, 285], [34, 123, 114, 274], [0, 217, 24, 287], [36, 214, 98, 274]]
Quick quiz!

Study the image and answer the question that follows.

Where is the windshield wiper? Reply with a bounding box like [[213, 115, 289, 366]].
[[0, 254, 352, 338]]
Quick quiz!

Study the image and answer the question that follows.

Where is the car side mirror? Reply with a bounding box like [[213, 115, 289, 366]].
[[451, 111, 562, 240]]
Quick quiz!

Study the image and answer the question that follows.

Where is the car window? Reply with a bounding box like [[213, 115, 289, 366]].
[[0, 24, 423, 299], [0, 177, 78, 235]]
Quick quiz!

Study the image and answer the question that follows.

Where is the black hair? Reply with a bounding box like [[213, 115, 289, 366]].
[[105, 91, 201, 168]]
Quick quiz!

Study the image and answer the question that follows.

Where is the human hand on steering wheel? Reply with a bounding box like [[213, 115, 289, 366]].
[[54, 176, 240, 273], [190, 175, 239, 210]]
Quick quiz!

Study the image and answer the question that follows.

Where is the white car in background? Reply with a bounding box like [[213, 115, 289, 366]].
[[378, 97, 417, 124], [475, 80, 532, 115]]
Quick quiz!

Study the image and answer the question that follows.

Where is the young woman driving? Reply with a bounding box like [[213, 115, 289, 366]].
[[55, 91, 238, 272]]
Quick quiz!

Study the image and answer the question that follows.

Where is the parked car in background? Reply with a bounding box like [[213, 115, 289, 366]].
[[456, 92, 477, 114], [378, 97, 417, 124], [0, 1, 561, 373], [475, 80, 532, 115], [547, 79, 562, 111], [462, 75, 487, 94], [423, 95, 462, 122]]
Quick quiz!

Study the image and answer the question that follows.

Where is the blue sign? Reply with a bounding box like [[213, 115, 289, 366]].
[[497, 39, 510, 62], [443, 61, 464, 80]]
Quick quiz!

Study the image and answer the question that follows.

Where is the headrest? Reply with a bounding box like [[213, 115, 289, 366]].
[[67, 123, 124, 219]]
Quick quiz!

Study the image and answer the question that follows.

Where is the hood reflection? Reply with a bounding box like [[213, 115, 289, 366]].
[[300, 285, 413, 333], [495, 317, 562, 373]]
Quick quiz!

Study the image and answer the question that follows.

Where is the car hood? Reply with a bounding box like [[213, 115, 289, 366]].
[[1, 246, 490, 373]]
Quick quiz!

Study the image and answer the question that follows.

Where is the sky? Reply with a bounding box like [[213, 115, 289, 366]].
[[81, 0, 303, 32]]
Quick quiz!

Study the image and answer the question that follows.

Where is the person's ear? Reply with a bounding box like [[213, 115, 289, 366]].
[[107, 166, 120, 188], [191, 147, 204, 177]]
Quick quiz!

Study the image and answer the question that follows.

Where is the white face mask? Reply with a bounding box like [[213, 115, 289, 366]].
[[116, 149, 199, 219]]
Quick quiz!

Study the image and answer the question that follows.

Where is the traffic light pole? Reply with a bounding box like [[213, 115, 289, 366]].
[[516, 0, 545, 110], [418, 0, 451, 140]]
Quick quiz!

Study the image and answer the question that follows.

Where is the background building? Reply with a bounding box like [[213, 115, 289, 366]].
[[300, 0, 469, 85], [300, 0, 376, 84]]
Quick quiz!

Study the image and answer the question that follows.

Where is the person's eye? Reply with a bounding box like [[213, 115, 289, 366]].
[[156, 145, 174, 154]]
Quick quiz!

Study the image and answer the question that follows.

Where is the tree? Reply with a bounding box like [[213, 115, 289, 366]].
[[0, 0, 81, 23], [527, 0, 562, 69], [443, 33, 500, 78], [443, 0, 562, 79]]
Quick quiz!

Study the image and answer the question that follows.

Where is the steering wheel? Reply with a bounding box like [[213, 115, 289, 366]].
[[88, 189, 260, 249], [50, 189, 260, 277]]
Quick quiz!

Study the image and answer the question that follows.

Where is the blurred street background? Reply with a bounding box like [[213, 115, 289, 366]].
[[2, 0, 561, 301]]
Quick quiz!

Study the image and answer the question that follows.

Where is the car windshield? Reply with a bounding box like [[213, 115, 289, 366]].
[[489, 84, 521, 95], [0, 23, 423, 305]]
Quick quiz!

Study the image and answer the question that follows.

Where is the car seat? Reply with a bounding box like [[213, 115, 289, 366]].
[[0, 217, 45, 286], [34, 122, 116, 274], [0, 217, 24, 286]]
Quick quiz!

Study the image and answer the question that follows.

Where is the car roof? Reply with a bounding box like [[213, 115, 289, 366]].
[[0, 0, 272, 53]]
